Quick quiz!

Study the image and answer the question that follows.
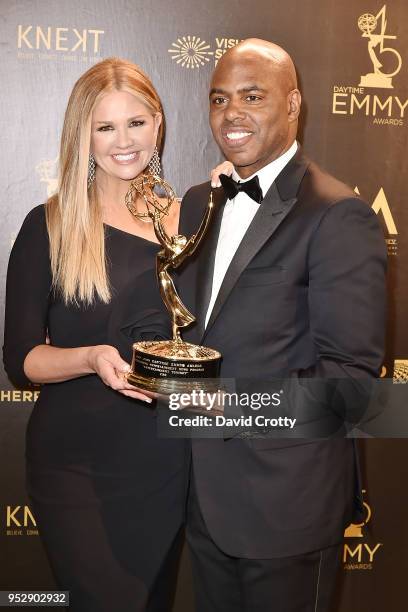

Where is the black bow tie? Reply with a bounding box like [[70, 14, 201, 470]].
[[219, 173, 263, 204]]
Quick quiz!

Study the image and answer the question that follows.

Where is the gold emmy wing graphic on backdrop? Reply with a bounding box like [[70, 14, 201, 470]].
[[168, 35, 214, 68], [358, 5, 402, 89], [124, 174, 221, 395], [35, 156, 58, 197], [344, 491, 372, 537]]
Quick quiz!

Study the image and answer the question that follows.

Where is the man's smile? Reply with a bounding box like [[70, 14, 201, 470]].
[[221, 128, 254, 147]]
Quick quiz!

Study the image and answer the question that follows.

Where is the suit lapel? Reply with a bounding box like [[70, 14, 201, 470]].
[[202, 151, 309, 340], [195, 187, 227, 340]]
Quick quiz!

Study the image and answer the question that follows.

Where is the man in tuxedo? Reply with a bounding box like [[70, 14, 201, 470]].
[[178, 39, 386, 612]]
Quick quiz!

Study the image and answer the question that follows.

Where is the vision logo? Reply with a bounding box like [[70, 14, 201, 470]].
[[168, 36, 214, 69], [168, 36, 242, 69]]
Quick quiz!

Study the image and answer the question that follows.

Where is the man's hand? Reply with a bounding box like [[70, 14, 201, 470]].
[[210, 161, 234, 187]]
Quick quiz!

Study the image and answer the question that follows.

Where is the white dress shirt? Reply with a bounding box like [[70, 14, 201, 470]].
[[205, 141, 298, 327]]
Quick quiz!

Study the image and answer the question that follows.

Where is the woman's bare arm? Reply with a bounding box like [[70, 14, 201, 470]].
[[24, 344, 154, 402]]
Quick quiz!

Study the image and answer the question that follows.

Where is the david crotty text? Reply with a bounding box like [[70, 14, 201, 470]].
[[168, 415, 297, 429]]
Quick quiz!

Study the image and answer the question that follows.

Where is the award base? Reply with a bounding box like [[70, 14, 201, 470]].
[[359, 73, 393, 88], [127, 340, 222, 395]]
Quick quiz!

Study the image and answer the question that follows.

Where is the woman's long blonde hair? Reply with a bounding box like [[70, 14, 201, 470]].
[[46, 57, 164, 305]]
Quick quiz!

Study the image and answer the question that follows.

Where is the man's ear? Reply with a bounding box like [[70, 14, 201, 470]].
[[288, 90, 301, 121]]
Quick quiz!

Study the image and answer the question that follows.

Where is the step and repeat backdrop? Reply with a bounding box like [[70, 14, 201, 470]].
[[1, 1, 407, 610]]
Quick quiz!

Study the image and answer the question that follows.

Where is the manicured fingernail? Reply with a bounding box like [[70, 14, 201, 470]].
[[144, 398, 153, 403], [122, 364, 131, 373]]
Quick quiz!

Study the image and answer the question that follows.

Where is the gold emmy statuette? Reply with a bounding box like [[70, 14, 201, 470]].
[[357, 7, 402, 89], [124, 173, 221, 394]]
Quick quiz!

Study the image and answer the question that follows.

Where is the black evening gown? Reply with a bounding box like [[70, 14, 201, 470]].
[[3, 205, 188, 612]]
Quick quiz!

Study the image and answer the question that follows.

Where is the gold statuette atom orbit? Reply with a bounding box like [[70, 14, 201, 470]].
[[125, 173, 175, 222]]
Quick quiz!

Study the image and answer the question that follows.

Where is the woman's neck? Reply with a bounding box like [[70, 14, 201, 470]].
[[95, 173, 132, 215]]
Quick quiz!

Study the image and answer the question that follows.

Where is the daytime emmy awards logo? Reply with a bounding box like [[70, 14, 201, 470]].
[[358, 6, 402, 89], [344, 492, 371, 538], [343, 491, 383, 570], [168, 36, 242, 68], [332, 5, 407, 126]]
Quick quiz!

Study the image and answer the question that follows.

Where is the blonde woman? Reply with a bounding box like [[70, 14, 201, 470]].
[[3, 58, 228, 612]]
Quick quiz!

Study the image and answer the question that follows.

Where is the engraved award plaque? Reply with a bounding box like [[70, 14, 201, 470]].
[[124, 173, 221, 394]]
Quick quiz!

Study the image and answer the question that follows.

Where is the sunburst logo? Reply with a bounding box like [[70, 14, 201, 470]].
[[168, 36, 214, 69]]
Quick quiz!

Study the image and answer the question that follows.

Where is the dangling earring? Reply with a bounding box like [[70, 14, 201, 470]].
[[88, 153, 96, 188], [148, 146, 162, 177]]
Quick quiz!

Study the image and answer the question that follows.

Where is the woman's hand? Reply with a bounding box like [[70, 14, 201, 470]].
[[87, 344, 155, 402], [210, 161, 234, 188], [24, 343, 156, 402]]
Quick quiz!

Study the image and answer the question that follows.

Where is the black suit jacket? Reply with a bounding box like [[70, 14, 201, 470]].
[[178, 150, 387, 558]]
